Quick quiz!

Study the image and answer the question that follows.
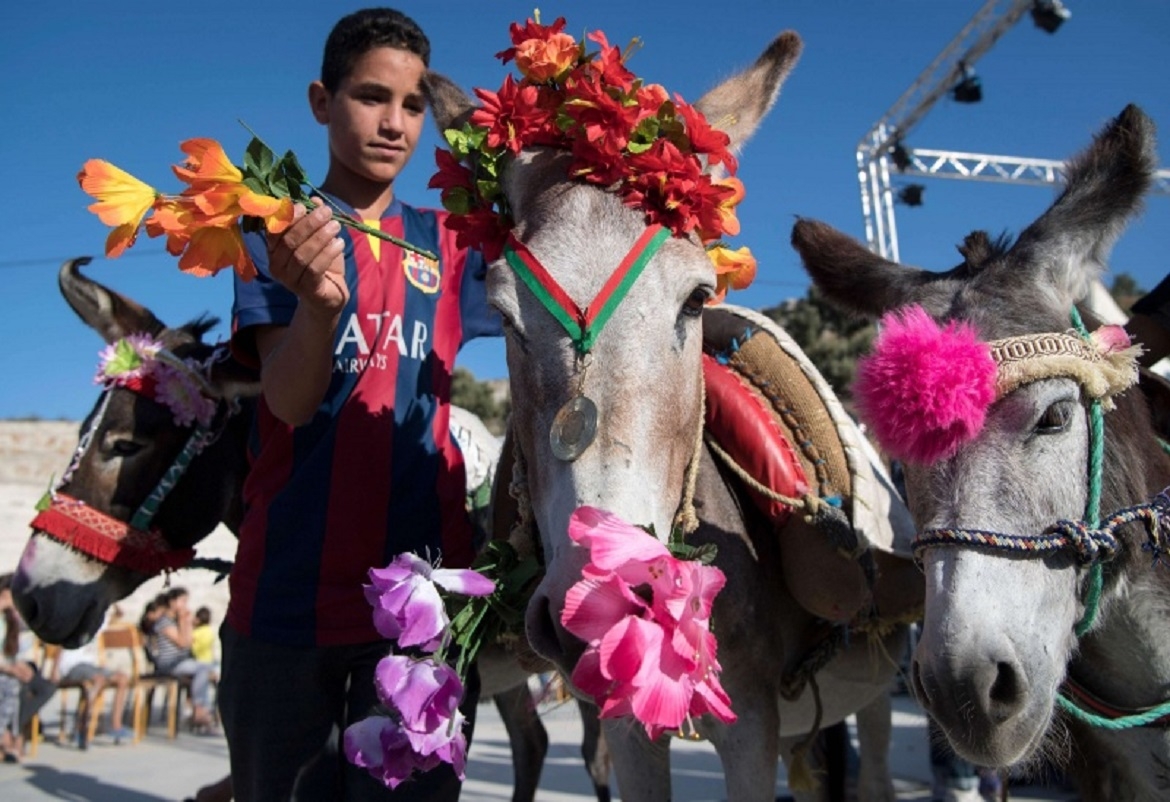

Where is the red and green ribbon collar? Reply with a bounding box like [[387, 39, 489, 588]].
[[503, 224, 671, 352]]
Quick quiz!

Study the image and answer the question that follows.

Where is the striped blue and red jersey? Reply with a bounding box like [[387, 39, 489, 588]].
[[229, 197, 502, 647]]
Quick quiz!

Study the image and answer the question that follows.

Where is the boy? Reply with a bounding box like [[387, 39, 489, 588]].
[[223, 8, 500, 801]]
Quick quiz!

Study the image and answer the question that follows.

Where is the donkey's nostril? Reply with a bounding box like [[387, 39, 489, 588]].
[[987, 660, 1027, 721]]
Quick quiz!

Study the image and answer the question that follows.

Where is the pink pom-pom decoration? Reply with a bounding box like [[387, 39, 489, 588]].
[[854, 305, 997, 464]]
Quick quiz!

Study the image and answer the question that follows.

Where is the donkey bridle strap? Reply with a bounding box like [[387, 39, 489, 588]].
[[30, 493, 195, 575]]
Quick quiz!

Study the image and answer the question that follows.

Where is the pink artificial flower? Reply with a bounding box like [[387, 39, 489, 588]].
[[365, 553, 495, 651], [152, 362, 217, 427], [1091, 323, 1133, 354], [561, 506, 736, 739], [94, 333, 163, 385], [854, 305, 997, 465]]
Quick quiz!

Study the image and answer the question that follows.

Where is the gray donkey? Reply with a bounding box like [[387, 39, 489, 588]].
[[792, 105, 1170, 800]]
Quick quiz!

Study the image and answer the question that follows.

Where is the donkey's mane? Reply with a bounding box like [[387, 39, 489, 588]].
[[956, 230, 1014, 273], [183, 315, 219, 339]]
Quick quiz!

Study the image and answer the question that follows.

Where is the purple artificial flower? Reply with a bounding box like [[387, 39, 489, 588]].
[[374, 655, 464, 733], [343, 715, 441, 788], [345, 655, 470, 788], [364, 553, 496, 651]]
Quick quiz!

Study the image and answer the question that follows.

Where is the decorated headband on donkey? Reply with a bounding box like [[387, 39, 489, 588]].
[[29, 334, 236, 576], [854, 304, 1141, 466]]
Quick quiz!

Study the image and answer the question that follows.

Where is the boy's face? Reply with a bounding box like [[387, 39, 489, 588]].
[[311, 46, 427, 191]]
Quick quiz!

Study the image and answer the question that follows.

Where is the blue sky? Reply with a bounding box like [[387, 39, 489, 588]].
[[2, 1, 1167, 420]]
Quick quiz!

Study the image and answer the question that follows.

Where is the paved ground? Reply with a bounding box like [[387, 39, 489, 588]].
[[0, 690, 1080, 801]]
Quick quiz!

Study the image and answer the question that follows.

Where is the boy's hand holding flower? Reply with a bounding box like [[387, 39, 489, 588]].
[[266, 200, 349, 319]]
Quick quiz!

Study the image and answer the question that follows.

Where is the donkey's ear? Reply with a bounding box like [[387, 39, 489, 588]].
[[1008, 105, 1156, 308], [694, 31, 802, 157], [59, 257, 166, 343], [423, 71, 476, 133], [790, 219, 956, 319]]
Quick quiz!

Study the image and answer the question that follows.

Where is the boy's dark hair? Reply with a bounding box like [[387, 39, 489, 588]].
[[195, 607, 211, 626], [321, 8, 430, 92]]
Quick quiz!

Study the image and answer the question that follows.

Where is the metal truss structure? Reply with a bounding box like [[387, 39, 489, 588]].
[[856, 0, 1166, 261], [893, 147, 1170, 192]]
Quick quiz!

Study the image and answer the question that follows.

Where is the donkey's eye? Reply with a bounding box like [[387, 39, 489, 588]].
[[681, 286, 711, 318], [1035, 400, 1075, 435], [107, 439, 144, 458]]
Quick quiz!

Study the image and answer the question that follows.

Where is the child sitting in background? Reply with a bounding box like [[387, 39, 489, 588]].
[[190, 607, 218, 674]]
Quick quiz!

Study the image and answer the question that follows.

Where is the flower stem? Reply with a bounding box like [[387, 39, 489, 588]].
[[304, 202, 439, 262]]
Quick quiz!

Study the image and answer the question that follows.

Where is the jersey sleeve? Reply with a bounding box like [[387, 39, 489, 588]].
[[458, 247, 504, 346], [230, 229, 299, 366]]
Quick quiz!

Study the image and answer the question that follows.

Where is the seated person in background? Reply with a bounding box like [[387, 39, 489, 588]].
[[151, 587, 216, 732], [190, 607, 218, 675], [0, 573, 56, 762], [138, 595, 166, 670], [55, 630, 133, 747]]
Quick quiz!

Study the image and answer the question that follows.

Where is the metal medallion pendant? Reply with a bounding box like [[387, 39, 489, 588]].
[[550, 396, 598, 461]]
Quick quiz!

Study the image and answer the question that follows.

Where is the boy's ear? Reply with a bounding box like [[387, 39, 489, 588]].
[[308, 81, 330, 125]]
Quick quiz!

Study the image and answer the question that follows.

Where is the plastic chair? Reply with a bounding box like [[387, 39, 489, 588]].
[[91, 626, 147, 744]]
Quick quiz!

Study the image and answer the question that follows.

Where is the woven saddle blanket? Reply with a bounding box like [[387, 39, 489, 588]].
[[702, 305, 919, 624]]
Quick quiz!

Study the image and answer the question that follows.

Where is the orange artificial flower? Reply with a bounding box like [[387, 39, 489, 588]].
[[173, 138, 295, 235], [514, 32, 580, 82], [177, 226, 255, 281], [81, 133, 437, 282], [711, 177, 745, 239], [172, 138, 244, 185], [77, 159, 159, 257], [707, 245, 757, 303]]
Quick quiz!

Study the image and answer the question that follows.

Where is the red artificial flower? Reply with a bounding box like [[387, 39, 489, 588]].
[[586, 30, 637, 94], [495, 16, 569, 64], [471, 76, 555, 154], [428, 148, 475, 193], [675, 99, 738, 175], [560, 72, 640, 153], [445, 207, 509, 263]]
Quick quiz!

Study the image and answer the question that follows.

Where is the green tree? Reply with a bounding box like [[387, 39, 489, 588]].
[[759, 286, 876, 402], [451, 367, 508, 435], [1109, 272, 1145, 312]]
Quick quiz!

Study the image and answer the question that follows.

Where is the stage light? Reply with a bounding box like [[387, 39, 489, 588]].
[[1031, 1, 1070, 34], [952, 63, 982, 103], [890, 141, 913, 172], [896, 184, 925, 207]]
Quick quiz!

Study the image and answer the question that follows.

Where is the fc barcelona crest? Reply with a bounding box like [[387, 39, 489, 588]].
[[403, 251, 441, 294]]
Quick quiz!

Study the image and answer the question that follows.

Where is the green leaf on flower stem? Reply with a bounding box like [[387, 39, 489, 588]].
[[267, 173, 289, 198], [244, 137, 275, 179], [279, 150, 307, 183], [667, 540, 718, 565], [441, 187, 473, 215], [242, 175, 268, 195], [475, 179, 500, 201]]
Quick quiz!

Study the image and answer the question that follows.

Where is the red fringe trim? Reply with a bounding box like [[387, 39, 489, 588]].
[[29, 495, 195, 575]]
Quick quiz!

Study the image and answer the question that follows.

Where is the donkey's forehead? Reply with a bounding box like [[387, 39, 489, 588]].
[[947, 268, 1072, 340]]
